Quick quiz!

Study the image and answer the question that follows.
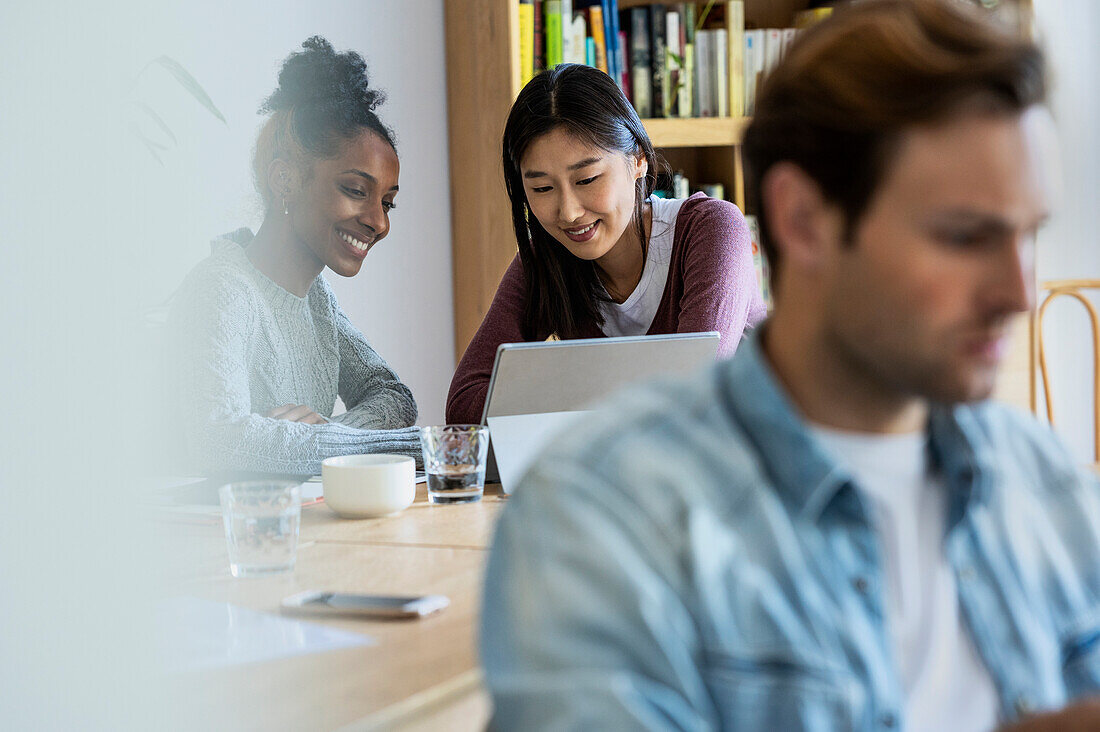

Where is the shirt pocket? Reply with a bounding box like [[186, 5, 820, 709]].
[[1062, 624, 1100, 698], [702, 649, 866, 731]]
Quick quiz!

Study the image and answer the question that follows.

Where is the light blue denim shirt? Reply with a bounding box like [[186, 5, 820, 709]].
[[481, 334, 1100, 730]]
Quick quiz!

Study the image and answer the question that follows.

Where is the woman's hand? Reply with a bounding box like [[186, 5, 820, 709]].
[[265, 404, 329, 425]]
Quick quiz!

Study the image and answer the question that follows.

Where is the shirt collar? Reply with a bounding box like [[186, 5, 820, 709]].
[[719, 333, 852, 522], [719, 332, 995, 522]]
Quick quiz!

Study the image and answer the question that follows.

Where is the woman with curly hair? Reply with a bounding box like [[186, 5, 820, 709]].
[[171, 37, 420, 475]]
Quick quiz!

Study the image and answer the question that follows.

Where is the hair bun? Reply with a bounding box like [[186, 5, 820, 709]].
[[260, 36, 385, 115]]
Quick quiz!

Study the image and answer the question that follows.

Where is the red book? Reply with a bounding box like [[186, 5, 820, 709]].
[[534, 0, 546, 72]]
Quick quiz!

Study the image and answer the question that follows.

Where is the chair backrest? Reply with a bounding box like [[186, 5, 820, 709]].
[[1035, 279, 1100, 464]]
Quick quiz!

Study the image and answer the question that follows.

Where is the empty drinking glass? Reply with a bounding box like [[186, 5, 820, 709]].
[[219, 481, 302, 577], [419, 425, 490, 504]]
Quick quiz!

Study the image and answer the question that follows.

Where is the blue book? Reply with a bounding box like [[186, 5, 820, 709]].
[[598, 0, 621, 84], [607, 0, 622, 88], [586, 36, 596, 67]]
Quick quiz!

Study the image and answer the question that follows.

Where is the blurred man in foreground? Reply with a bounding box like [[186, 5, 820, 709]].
[[481, 0, 1100, 729]]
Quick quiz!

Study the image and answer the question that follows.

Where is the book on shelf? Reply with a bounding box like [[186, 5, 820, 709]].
[[519, 0, 535, 87], [695, 29, 712, 117], [628, 9, 652, 117], [514, 1, 810, 122], [571, 12, 588, 65], [681, 4, 695, 119], [546, 1, 563, 68], [714, 28, 728, 117], [604, 0, 623, 88], [561, 0, 575, 64], [666, 9, 681, 117], [618, 30, 630, 96], [589, 4, 609, 73], [745, 215, 773, 310], [650, 4, 668, 118], [763, 27, 783, 78], [534, 0, 546, 72], [726, 1, 744, 117], [743, 28, 760, 115]]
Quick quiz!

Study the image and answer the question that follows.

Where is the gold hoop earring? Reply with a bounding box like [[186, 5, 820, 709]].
[[282, 196, 289, 216]]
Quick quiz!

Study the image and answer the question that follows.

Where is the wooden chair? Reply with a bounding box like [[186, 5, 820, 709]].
[[1035, 279, 1100, 472]]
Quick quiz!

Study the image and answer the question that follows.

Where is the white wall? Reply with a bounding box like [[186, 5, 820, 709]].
[[128, 0, 454, 425], [1033, 0, 1100, 464]]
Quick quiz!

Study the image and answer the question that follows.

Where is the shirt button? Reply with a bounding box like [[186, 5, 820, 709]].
[[852, 576, 870, 594], [879, 711, 897, 728]]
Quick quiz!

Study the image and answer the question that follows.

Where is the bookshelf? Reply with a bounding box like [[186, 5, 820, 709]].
[[444, 0, 1037, 412], [444, 0, 771, 360]]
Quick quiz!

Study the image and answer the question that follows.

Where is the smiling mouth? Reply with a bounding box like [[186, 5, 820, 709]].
[[562, 221, 599, 242], [564, 222, 596, 235], [338, 229, 372, 252]]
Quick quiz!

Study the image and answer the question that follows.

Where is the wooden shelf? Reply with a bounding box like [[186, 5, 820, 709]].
[[641, 116, 749, 148]]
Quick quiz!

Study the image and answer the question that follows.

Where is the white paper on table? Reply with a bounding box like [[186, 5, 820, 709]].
[[487, 410, 593, 495], [157, 596, 374, 672]]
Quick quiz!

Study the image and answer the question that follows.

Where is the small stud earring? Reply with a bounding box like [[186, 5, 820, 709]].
[[282, 196, 289, 216]]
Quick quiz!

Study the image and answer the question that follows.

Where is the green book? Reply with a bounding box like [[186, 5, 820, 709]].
[[545, 0, 563, 68]]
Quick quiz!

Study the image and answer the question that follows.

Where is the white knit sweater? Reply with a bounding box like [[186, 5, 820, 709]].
[[169, 229, 420, 475]]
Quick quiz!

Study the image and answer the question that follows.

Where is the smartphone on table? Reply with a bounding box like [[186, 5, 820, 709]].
[[281, 590, 449, 619]]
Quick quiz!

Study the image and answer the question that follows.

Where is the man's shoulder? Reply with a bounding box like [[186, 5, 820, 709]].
[[957, 400, 1082, 490], [519, 363, 772, 520]]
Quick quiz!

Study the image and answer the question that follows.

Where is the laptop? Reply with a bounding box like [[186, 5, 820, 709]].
[[480, 332, 721, 494]]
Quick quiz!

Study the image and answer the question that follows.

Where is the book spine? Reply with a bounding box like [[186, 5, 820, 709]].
[[696, 30, 712, 117], [763, 27, 783, 79], [618, 30, 630, 93], [589, 6, 608, 73], [745, 215, 772, 309], [649, 4, 667, 117], [672, 170, 690, 199], [683, 3, 695, 117], [533, 0, 545, 72], [676, 6, 691, 118], [561, 0, 574, 63], [744, 29, 761, 115], [781, 27, 798, 61], [628, 8, 652, 117], [726, 0, 744, 117], [715, 28, 728, 117], [666, 10, 680, 117], [519, 0, 535, 87], [601, 1, 617, 84], [608, 0, 622, 87], [682, 43, 693, 118], [546, 1, 563, 68], [571, 12, 588, 65]]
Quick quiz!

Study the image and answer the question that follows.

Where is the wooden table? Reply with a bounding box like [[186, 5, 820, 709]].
[[160, 483, 507, 731]]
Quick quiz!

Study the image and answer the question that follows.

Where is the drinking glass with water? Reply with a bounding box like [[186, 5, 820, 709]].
[[419, 425, 489, 504], [219, 481, 301, 577]]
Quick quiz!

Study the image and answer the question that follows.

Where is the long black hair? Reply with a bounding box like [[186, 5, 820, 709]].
[[253, 36, 396, 209], [502, 64, 661, 340]]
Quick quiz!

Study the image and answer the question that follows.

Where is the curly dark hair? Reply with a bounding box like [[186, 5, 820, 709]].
[[253, 36, 395, 207]]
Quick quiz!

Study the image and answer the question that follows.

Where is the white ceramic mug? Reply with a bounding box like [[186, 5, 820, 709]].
[[321, 454, 416, 519]]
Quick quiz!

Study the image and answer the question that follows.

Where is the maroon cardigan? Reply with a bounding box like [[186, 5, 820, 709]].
[[446, 193, 768, 424]]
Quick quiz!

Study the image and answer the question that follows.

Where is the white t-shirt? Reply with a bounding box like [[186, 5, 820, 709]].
[[597, 196, 687, 337], [808, 424, 1000, 732]]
